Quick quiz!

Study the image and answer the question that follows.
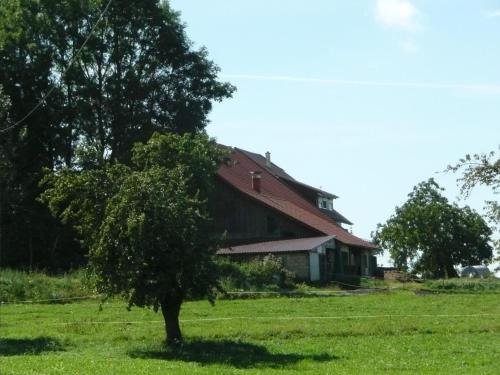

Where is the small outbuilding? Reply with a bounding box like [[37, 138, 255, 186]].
[[460, 265, 491, 278]]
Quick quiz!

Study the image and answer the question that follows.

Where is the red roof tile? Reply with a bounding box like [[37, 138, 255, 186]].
[[217, 149, 377, 249], [237, 147, 338, 199]]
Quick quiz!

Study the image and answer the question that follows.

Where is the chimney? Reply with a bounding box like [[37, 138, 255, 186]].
[[265, 151, 271, 167], [250, 171, 262, 193]]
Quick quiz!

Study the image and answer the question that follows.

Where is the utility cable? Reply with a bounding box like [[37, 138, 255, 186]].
[[0, 0, 114, 135]]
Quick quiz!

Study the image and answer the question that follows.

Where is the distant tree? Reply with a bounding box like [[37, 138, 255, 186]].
[[41, 133, 224, 344], [447, 148, 500, 266], [373, 179, 493, 278]]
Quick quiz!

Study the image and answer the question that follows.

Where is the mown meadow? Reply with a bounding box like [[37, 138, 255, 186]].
[[1, 283, 499, 374]]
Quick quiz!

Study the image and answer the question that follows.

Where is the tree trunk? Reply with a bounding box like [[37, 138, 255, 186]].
[[160, 294, 183, 345], [445, 263, 458, 278], [29, 225, 33, 271], [0, 188, 3, 266]]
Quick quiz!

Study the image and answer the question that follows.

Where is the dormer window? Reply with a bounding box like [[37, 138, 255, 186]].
[[318, 196, 333, 211]]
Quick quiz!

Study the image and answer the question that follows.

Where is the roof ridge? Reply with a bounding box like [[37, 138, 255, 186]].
[[280, 177, 338, 199], [235, 147, 296, 180], [236, 147, 339, 199]]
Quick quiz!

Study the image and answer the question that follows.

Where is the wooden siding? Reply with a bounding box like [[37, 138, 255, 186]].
[[213, 179, 320, 246]]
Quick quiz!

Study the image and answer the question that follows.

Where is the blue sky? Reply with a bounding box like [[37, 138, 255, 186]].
[[170, 0, 499, 266]]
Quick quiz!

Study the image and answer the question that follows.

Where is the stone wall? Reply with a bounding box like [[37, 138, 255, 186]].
[[281, 252, 310, 280]]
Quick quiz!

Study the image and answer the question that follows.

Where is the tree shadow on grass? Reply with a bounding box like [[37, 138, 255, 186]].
[[128, 339, 338, 369], [0, 337, 66, 356]]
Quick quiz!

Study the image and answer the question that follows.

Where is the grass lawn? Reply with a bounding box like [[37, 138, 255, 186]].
[[1, 291, 499, 374]]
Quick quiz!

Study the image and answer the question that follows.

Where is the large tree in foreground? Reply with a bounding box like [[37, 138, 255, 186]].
[[373, 179, 493, 278], [42, 133, 224, 344], [0, 0, 234, 269]]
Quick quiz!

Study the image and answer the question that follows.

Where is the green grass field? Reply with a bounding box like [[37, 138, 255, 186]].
[[1, 291, 499, 374]]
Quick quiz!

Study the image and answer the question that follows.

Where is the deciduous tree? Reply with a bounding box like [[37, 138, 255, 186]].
[[447, 148, 500, 266], [373, 179, 493, 278], [42, 133, 224, 344]]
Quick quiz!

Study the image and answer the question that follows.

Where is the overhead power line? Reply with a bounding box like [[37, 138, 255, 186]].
[[0, 0, 114, 135], [3, 313, 499, 327]]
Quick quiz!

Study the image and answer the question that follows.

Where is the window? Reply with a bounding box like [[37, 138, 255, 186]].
[[321, 200, 327, 209]]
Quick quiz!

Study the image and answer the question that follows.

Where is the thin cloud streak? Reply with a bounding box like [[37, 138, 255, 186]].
[[483, 9, 500, 18], [220, 74, 500, 94]]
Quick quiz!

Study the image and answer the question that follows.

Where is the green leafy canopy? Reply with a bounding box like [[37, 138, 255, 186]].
[[0, 0, 235, 270], [41, 132, 226, 309], [447, 148, 500, 266], [373, 179, 493, 278]]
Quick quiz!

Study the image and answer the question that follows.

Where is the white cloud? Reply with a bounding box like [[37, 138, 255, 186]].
[[375, 0, 419, 31], [401, 39, 418, 54], [483, 9, 500, 18]]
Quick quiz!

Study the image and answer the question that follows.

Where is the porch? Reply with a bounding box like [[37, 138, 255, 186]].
[[325, 245, 377, 280]]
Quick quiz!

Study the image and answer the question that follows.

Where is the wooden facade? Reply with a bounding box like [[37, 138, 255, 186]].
[[213, 180, 319, 246]]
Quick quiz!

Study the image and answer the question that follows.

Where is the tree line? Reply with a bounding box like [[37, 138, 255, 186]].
[[0, 0, 234, 271]]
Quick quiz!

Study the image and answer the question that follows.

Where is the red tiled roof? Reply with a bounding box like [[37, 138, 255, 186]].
[[237, 148, 338, 199], [218, 235, 335, 255], [217, 148, 377, 249], [236, 148, 296, 181]]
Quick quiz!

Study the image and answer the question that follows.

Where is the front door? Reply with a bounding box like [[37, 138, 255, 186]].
[[309, 251, 320, 281]]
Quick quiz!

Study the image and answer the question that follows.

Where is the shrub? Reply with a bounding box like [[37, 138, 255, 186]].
[[241, 254, 296, 289], [216, 255, 296, 291], [0, 269, 92, 303]]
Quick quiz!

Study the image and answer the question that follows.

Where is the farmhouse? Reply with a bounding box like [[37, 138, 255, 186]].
[[214, 147, 378, 282]]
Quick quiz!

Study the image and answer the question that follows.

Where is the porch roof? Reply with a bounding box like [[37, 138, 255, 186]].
[[217, 235, 335, 255]]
